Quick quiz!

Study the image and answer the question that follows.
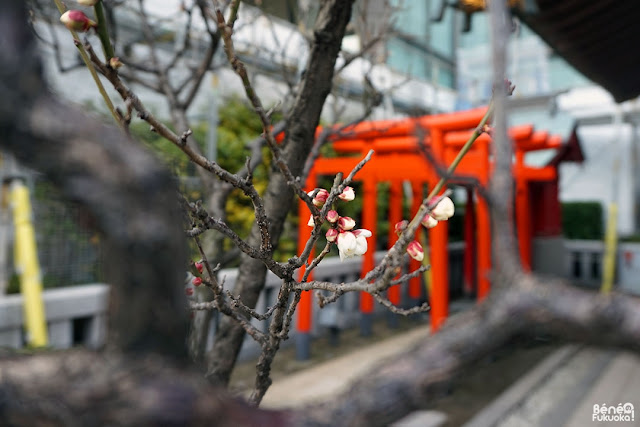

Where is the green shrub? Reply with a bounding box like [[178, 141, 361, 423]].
[[561, 201, 603, 240]]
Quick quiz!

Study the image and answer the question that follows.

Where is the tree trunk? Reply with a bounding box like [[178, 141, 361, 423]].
[[205, 0, 355, 385]]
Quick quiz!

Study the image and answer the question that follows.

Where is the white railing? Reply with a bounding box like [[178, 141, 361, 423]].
[[5, 240, 638, 356], [0, 283, 108, 349], [0, 243, 463, 355]]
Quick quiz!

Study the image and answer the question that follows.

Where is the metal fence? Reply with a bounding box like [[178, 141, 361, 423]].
[[2, 175, 103, 294]]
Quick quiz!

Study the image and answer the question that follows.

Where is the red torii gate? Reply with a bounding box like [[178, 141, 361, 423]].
[[294, 107, 565, 359]]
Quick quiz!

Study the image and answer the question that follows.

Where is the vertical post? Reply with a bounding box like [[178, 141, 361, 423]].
[[476, 195, 492, 299], [601, 203, 618, 293], [10, 180, 48, 347], [428, 127, 449, 331], [296, 173, 316, 360], [602, 109, 623, 293], [514, 156, 531, 271], [477, 140, 492, 299], [428, 210, 449, 331], [387, 180, 402, 328], [360, 178, 377, 336], [409, 181, 423, 303], [463, 187, 476, 295], [514, 150, 531, 271]]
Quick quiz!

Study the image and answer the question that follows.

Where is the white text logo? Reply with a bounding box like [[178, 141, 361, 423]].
[[592, 403, 634, 422]]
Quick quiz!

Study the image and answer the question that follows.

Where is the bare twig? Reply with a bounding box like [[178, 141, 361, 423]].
[[84, 42, 274, 255], [226, 292, 280, 321], [372, 293, 430, 315], [52, 0, 121, 126], [214, 5, 308, 203]]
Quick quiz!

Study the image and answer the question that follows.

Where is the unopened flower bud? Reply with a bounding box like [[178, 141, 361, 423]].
[[307, 215, 315, 227], [194, 262, 203, 274], [407, 240, 424, 262], [308, 188, 329, 207], [338, 186, 355, 202], [192, 277, 203, 286], [421, 214, 438, 229], [326, 210, 339, 223], [326, 228, 338, 243], [431, 196, 455, 221], [504, 78, 515, 96], [338, 216, 356, 231], [394, 220, 408, 236], [185, 287, 194, 296], [109, 57, 123, 69], [60, 10, 97, 32]]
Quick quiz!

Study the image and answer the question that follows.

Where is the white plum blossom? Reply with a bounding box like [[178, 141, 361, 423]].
[[431, 196, 455, 221], [337, 231, 357, 261], [353, 229, 371, 255], [337, 229, 371, 261]]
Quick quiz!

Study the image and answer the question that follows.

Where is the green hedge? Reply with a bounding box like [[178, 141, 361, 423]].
[[561, 201, 603, 240]]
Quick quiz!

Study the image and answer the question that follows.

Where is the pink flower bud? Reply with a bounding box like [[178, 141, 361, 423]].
[[185, 287, 194, 296], [326, 210, 339, 223], [308, 188, 329, 207], [192, 277, 203, 287], [430, 196, 455, 221], [60, 10, 97, 32], [421, 214, 438, 229], [338, 186, 355, 201], [326, 228, 339, 242], [407, 240, 424, 262], [394, 220, 408, 236], [338, 216, 356, 231], [195, 262, 203, 274]]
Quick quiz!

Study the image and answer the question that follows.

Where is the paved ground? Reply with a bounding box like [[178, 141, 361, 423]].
[[466, 346, 640, 427], [565, 351, 640, 427], [261, 325, 430, 408], [258, 325, 640, 426]]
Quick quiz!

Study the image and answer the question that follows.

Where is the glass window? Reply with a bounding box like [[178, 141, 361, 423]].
[[428, 1, 455, 59], [386, 38, 431, 81], [390, 0, 428, 39]]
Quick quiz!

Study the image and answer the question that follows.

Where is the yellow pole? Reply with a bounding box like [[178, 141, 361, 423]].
[[10, 181, 48, 347], [601, 203, 618, 293]]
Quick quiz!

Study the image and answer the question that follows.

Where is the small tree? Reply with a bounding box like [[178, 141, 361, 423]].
[[3, 1, 640, 425]]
